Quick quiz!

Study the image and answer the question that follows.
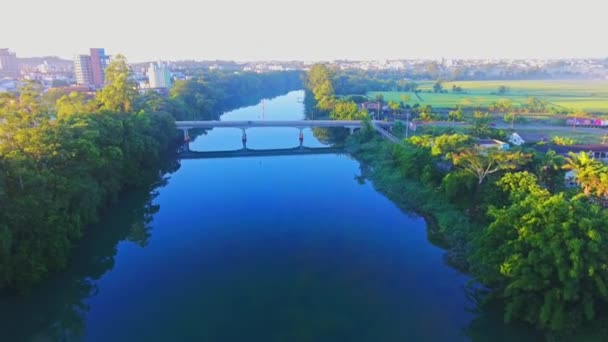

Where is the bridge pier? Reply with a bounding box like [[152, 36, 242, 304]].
[[348, 127, 355, 135], [182, 128, 190, 152], [241, 128, 248, 149], [298, 128, 304, 147]]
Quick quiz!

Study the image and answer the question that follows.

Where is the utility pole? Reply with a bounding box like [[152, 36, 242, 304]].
[[405, 112, 410, 139], [511, 112, 515, 130]]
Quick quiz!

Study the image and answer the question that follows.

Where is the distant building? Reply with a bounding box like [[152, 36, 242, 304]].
[[536, 144, 608, 163], [360, 101, 381, 111], [0, 48, 19, 78], [90, 48, 108, 88], [74, 54, 93, 86], [508, 133, 525, 146], [476, 139, 509, 150], [73, 48, 108, 89], [148, 62, 172, 89]]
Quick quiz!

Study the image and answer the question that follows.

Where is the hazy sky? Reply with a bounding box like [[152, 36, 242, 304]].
[[5, 0, 607, 62]]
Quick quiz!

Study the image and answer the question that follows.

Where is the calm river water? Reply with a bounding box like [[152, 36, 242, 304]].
[[0, 91, 537, 341]]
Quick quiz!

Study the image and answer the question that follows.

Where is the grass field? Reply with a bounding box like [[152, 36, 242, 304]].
[[368, 80, 608, 114]]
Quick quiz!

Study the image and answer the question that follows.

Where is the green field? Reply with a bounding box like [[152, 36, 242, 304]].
[[368, 80, 608, 114]]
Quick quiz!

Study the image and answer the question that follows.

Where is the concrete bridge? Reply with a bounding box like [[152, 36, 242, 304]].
[[176, 120, 401, 155], [175, 119, 391, 131], [180, 146, 344, 160]]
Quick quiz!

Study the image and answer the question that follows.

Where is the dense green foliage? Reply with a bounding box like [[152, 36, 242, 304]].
[[348, 126, 608, 337], [168, 70, 302, 120], [474, 172, 608, 331], [330, 100, 368, 120], [304, 64, 368, 120], [0, 57, 303, 292], [0, 56, 177, 291]]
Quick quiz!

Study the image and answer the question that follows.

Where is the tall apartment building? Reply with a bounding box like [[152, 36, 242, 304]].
[[90, 48, 108, 87], [74, 54, 93, 85], [148, 62, 172, 89], [0, 48, 19, 78], [73, 48, 108, 88]]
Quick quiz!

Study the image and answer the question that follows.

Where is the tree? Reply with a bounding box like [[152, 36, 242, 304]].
[[329, 100, 367, 120], [550, 136, 577, 146], [138, 90, 173, 113], [306, 64, 335, 111], [489, 98, 513, 113], [469, 111, 493, 137], [388, 100, 401, 118], [532, 149, 566, 192], [503, 112, 518, 129], [431, 134, 472, 157], [433, 81, 443, 93], [474, 172, 608, 331], [56, 92, 96, 117], [418, 105, 437, 122], [0, 81, 51, 154], [448, 106, 464, 122], [563, 151, 608, 198], [392, 121, 405, 138], [452, 147, 530, 184], [96, 54, 138, 112], [392, 141, 440, 185], [525, 97, 546, 113]]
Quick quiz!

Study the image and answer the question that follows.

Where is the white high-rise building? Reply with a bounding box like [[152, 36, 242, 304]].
[[0, 48, 19, 78], [74, 55, 93, 85], [148, 62, 172, 89]]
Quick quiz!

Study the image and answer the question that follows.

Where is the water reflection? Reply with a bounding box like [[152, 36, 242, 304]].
[[0, 162, 177, 341], [189, 127, 334, 152]]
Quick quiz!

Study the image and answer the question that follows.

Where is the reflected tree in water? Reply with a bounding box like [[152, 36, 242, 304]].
[[0, 161, 177, 341]]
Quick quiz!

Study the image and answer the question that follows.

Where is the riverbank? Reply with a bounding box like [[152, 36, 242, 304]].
[[346, 136, 476, 270], [345, 134, 608, 341]]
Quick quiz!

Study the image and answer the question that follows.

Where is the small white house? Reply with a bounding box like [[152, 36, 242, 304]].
[[508, 132, 525, 146], [476, 139, 509, 150]]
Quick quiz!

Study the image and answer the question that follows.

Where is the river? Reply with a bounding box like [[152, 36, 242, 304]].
[[0, 90, 537, 341]]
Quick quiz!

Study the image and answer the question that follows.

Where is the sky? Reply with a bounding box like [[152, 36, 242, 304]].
[[5, 0, 607, 62]]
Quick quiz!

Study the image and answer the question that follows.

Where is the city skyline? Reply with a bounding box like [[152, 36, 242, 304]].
[[4, 0, 607, 62]]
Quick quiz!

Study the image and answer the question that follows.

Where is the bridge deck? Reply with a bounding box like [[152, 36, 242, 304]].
[[175, 120, 391, 129]]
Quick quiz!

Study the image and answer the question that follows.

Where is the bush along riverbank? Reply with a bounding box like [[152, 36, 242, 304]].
[[346, 122, 608, 340]]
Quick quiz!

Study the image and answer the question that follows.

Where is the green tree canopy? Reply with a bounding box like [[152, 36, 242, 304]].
[[56, 92, 96, 117], [306, 64, 335, 111], [96, 54, 139, 112], [564, 152, 608, 198], [329, 100, 367, 120], [474, 172, 608, 331], [452, 147, 530, 184]]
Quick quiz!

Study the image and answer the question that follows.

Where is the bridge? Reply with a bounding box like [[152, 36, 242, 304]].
[[176, 120, 401, 157], [180, 146, 344, 160], [175, 119, 391, 131]]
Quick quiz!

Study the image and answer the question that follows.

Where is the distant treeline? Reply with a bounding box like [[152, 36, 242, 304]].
[[0, 57, 303, 292], [166, 70, 303, 120]]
